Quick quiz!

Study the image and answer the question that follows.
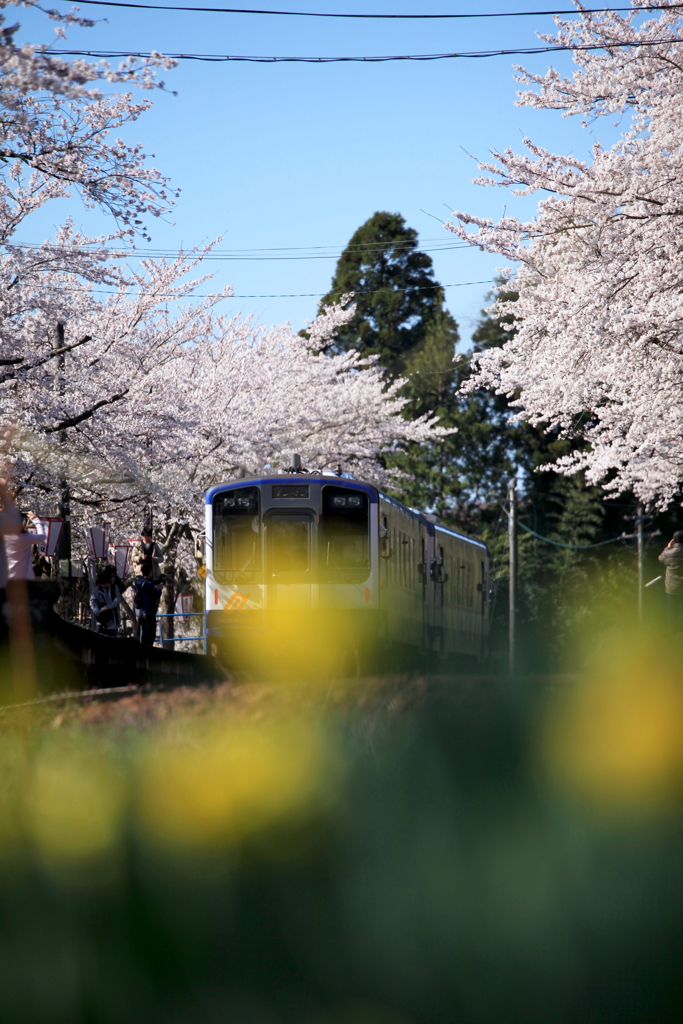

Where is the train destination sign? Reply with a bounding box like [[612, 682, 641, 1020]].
[[272, 485, 310, 499]]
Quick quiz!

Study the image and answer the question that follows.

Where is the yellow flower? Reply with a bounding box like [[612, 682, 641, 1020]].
[[543, 637, 683, 811], [25, 742, 125, 863], [137, 719, 328, 848]]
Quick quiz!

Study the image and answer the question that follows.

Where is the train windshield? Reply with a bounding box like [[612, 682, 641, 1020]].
[[212, 486, 260, 577], [320, 485, 370, 582], [269, 514, 311, 575]]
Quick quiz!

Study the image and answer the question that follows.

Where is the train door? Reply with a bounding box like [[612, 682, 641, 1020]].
[[430, 544, 446, 655], [480, 557, 488, 655], [265, 511, 313, 608], [435, 543, 446, 654]]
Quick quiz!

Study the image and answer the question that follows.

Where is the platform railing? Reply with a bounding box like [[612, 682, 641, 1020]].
[[154, 612, 207, 654]]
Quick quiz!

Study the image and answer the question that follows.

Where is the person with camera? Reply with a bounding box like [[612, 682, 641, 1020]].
[[90, 564, 122, 638], [659, 531, 683, 627], [131, 524, 177, 582], [134, 558, 163, 646]]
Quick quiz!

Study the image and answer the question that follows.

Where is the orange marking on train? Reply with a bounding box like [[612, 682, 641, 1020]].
[[365, 587, 369, 604], [224, 593, 248, 612]]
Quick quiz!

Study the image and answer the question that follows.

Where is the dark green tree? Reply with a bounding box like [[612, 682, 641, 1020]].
[[389, 280, 642, 669], [320, 211, 444, 375], [389, 306, 516, 522]]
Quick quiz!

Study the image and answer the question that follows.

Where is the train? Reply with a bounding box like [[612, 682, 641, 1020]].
[[205, 467, 490, 673]]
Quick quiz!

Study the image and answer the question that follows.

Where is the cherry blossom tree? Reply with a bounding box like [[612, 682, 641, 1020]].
[[447, 3, 683, 506], [0, 0, 443, 593], [9, 276, 440, 537], [0, 0, 176, 239], [0, 0, 182, 509]]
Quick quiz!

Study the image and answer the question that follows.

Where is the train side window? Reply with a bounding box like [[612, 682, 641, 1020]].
[[438, 545, 447, 585], [380, 515, 390, 558], [398, 530, 403, 587], [398, 529, 402, 585], [411, 532, 417, 589], [404, 533, 410, 589]]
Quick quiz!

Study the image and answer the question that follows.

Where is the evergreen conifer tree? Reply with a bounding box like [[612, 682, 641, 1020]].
[[319, 211, 444, 375]]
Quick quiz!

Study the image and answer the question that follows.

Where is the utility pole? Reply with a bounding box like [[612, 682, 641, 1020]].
[[508, 477, 517, 676], [53, 322, 71, 573], [637, 504, 644, 623], [623, 507, 660, 621]]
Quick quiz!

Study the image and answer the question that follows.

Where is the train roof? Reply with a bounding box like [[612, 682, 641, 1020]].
[[205, 475, 488, 552], [205, 474, 376, 505]]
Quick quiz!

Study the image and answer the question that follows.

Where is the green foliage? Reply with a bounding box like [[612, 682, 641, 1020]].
[[319, 211, 443, 374], [2, 669, 683, 1024], [394, 281, 641, 669], [389, 306, 516, 521], [319, 216, 660, 665], [462, 286, 640, 668]]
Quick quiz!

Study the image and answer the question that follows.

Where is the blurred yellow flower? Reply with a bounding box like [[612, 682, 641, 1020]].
[[543, 636, 683, 810], [25, 742, 125, 863], [137, 719, 329, 848]]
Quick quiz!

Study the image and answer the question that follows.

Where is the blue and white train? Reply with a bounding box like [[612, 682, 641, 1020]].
[[205, 470, 490, 672]]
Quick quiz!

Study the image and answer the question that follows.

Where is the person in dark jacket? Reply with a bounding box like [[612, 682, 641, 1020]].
[[659, 530, 683, 626], [90, 564, 122, 638], [134, 559, 162, 646]]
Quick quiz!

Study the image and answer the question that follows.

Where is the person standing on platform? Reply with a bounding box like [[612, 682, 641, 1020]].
[[134, 559, 162, 646], [659, 531, 683, 627], [90, 564, 122, 638], [6, 512, 46, 581], [131, 524, 177, 582]]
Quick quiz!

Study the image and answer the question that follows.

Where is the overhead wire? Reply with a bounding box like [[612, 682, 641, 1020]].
[[5, 240, 470, 259], [6, 236, 456, 254], [47, 37, 683, 60], [24, 278, 495, 299], [517, 521, 627, 548], [499, 502, 627, 549], [47, 1, 683, 17]]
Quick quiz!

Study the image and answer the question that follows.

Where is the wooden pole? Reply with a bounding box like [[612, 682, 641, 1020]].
[[508, 477, 517, 676]]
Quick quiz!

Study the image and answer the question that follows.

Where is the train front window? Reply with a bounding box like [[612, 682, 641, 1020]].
[[270, 516, 310, 574], [320, 486, 369, 581], [213, 486, 260, 577]]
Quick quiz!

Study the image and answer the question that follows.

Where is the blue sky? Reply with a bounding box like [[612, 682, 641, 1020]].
[[18, 0, 606, 345]]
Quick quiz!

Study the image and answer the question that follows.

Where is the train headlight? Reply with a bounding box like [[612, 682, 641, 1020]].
[[237, 497, 251, 508], [223, 497, 236, 508], [347, 495, 361, 507], [333, 496, 347, 507]]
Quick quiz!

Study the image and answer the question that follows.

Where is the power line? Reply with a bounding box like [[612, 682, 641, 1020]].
[[48, 38, 683, 61], [500, 502, 627, 548], [34, 278, 495, 299], [6, 236, 454, 255], [6, 241, 469, 260], [48, 0, 683, 18], [517, 521, 625, 549]]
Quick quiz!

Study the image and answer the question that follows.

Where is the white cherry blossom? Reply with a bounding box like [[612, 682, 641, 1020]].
[[447, 3, 683, 506]]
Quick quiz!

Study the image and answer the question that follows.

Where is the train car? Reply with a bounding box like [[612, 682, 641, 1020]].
[[205, 470, 490, 673]]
